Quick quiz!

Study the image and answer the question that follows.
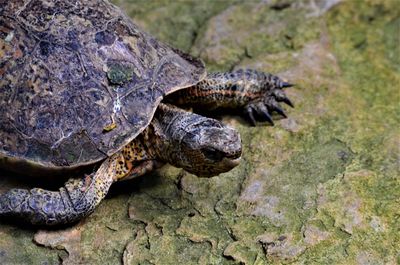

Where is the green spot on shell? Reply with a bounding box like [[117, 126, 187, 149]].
[[106, 62, 135, 85]]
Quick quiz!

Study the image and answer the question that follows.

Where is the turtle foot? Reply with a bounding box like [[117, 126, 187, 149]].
[[245, 81, 294, 126]]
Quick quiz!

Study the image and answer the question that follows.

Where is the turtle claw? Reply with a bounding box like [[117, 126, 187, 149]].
[[268, 100, 287, 118], [257, 103, 274, 125], [280, 97, 294, 108], [245, 102, 274, 126], [281, 82, 294, 88], [261, 109, 274, 125], [245, 106, 257, 126], [272, 89, 294, 108]]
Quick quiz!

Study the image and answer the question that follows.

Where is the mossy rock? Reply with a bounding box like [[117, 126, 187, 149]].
[[0, 0, 399, 264]]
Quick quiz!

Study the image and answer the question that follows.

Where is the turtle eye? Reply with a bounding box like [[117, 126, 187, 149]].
[[201, 147, 225, 162]]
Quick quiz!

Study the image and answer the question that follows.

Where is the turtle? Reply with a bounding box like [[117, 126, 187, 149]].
[[0, 0, 294, 225]]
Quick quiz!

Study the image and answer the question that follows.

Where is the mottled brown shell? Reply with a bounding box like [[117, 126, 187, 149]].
[[0, 0, 205, 171]]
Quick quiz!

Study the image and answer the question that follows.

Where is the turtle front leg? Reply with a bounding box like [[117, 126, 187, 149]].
[[0, 157, 118, 225], [169, 69, 294, 126]]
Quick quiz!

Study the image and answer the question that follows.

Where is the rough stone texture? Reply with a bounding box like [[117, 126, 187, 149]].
[[0, 0, 399, 264]]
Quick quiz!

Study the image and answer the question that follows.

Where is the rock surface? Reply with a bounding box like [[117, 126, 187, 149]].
[[1, 0, 399, 264]]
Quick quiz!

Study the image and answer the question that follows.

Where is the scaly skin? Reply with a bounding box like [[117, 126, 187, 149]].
[[0, 157, 116, 225], [0, 104, 242, 225], [169, 69, 293, 125]]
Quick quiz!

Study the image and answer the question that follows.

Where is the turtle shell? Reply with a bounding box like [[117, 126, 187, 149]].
[[0, 0, 205, 173]]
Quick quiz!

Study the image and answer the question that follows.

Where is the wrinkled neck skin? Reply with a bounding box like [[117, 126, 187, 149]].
[[142, 103, 242, 177]]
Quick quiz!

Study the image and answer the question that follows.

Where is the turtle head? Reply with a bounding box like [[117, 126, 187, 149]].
[[152, 104, 242, 177], [175, 118, 242, 177]]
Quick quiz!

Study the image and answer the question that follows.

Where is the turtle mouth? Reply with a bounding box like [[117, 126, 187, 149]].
[[225, 145, 242, 160], [225, 150, 242, 160], [222, 156, 241, 168]]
